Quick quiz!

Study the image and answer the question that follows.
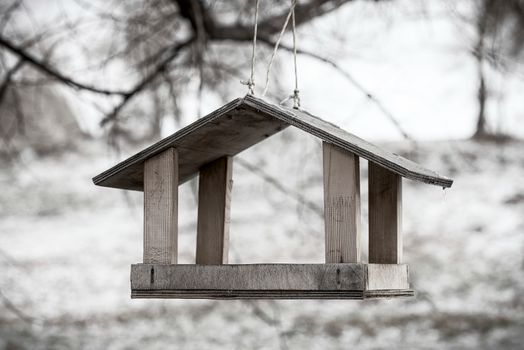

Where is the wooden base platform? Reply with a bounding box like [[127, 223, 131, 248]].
[[130, 263, 414, 300]]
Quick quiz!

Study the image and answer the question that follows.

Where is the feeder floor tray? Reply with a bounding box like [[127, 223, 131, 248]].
[[131, 263, 413, 300]]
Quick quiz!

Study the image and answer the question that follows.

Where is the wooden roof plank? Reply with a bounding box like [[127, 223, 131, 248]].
[[242, 94, 452, 188], [93, 98, 288, 191], [93, 94, 453, 191]]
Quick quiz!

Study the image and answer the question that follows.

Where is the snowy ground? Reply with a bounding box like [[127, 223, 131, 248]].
[[1, 132, 523, 349]]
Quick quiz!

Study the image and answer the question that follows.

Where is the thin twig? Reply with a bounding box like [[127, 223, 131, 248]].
[[100, 36, 195, 126], [0, 59, 24, 104], [259, 37, 415, 142], [0, 0, 22, 33], [0, 34, 129, 96], [0, 288, 34, 325], [245, 300, 289, 350], [236, 157, 323, 217]]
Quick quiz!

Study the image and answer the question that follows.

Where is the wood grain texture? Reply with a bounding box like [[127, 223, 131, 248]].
[[364, 290, 414, 298], [366, 264, 409, 290], [93, 95, 453, 191], [242, 95, 452, 188], [143, 148, 178, 264], [132, 290, 367, 299], [196, 156, 233, 264], [132, 263, 365, 290], [323, 142, 361, 263], [130, 263, 413, 299], [368, 163, 402, 264], [93, 99, 288, 191]]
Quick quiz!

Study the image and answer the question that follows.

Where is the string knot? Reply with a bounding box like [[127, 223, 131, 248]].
[[242, 0, 259, 95], [292, 89, 300, 109], [279, 89, 301, 109], [240, 79, 255, 95]]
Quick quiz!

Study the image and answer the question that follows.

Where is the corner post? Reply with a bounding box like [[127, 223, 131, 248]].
[[368, 162, 402, 264], [196, 156, 233, 264], [323, 142, 361, 263], [143, 148, 179, 264]]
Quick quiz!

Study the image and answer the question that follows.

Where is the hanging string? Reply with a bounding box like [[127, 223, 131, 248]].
[[241, 0, 260, 94], [262, 0, 297, 97], [291, 3, 300, 109]]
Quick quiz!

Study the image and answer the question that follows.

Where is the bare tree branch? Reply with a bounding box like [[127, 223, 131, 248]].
[[100, 36, 195, 126], [0, 0, 22, 33], [0, 59, 24, 104], [170, 0, 413, 140], [175, 0, 364, 41], [236, 157, 323, 217], [258, 38, 415, 141], [244, 300, 289, 350], [1, 0, 395, 138], [0, 288, 34, 325], [0, 34, 129, 96]]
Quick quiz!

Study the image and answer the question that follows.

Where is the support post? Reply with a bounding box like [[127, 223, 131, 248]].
[[196, 156, 233, 264], [323, 142, 361, 263], [143, 148, 178, 264], [368, 162, 402, 264]]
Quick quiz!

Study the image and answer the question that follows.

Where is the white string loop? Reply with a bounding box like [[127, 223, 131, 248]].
[[241, 0, 260, 95], [244, 0, 302, 107], [291, 3, 300, 109], [262, 0, 297, 97]]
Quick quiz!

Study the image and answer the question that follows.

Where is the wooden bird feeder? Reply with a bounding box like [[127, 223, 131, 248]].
[[93, 95, 453, 300]]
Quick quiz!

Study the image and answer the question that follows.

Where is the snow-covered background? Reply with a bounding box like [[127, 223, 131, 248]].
[[1, 134, 524, 349], [1, 0, 524, 349]]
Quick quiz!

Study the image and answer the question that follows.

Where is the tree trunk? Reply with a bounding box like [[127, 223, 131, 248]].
[[473, 54, 488, 139], [472, 0, 491, 140]]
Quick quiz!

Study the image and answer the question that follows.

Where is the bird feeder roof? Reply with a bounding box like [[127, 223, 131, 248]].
[[93, 94, 453, 191]]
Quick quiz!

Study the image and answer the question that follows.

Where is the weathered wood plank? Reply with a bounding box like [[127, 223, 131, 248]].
[[366, 264, 409, 290], [363, 290, 414, 299], [130, 263, 413, 299], [196, 156, 233, 264], [323, 142, 361, 263], [143, 148, 178, 264], [132, 290, 367, 299], [93, 95, 453, 191], [131, 264, 366, 291], [93, 103, 288, 191], [368, 163, 402, 264], [242, 95, 452, 188]]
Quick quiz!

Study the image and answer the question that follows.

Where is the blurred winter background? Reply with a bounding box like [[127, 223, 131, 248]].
[[1, 0, 524, 349]]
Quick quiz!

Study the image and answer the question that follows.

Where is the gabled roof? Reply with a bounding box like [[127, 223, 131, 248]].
[[93, 94, 453, 191]]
